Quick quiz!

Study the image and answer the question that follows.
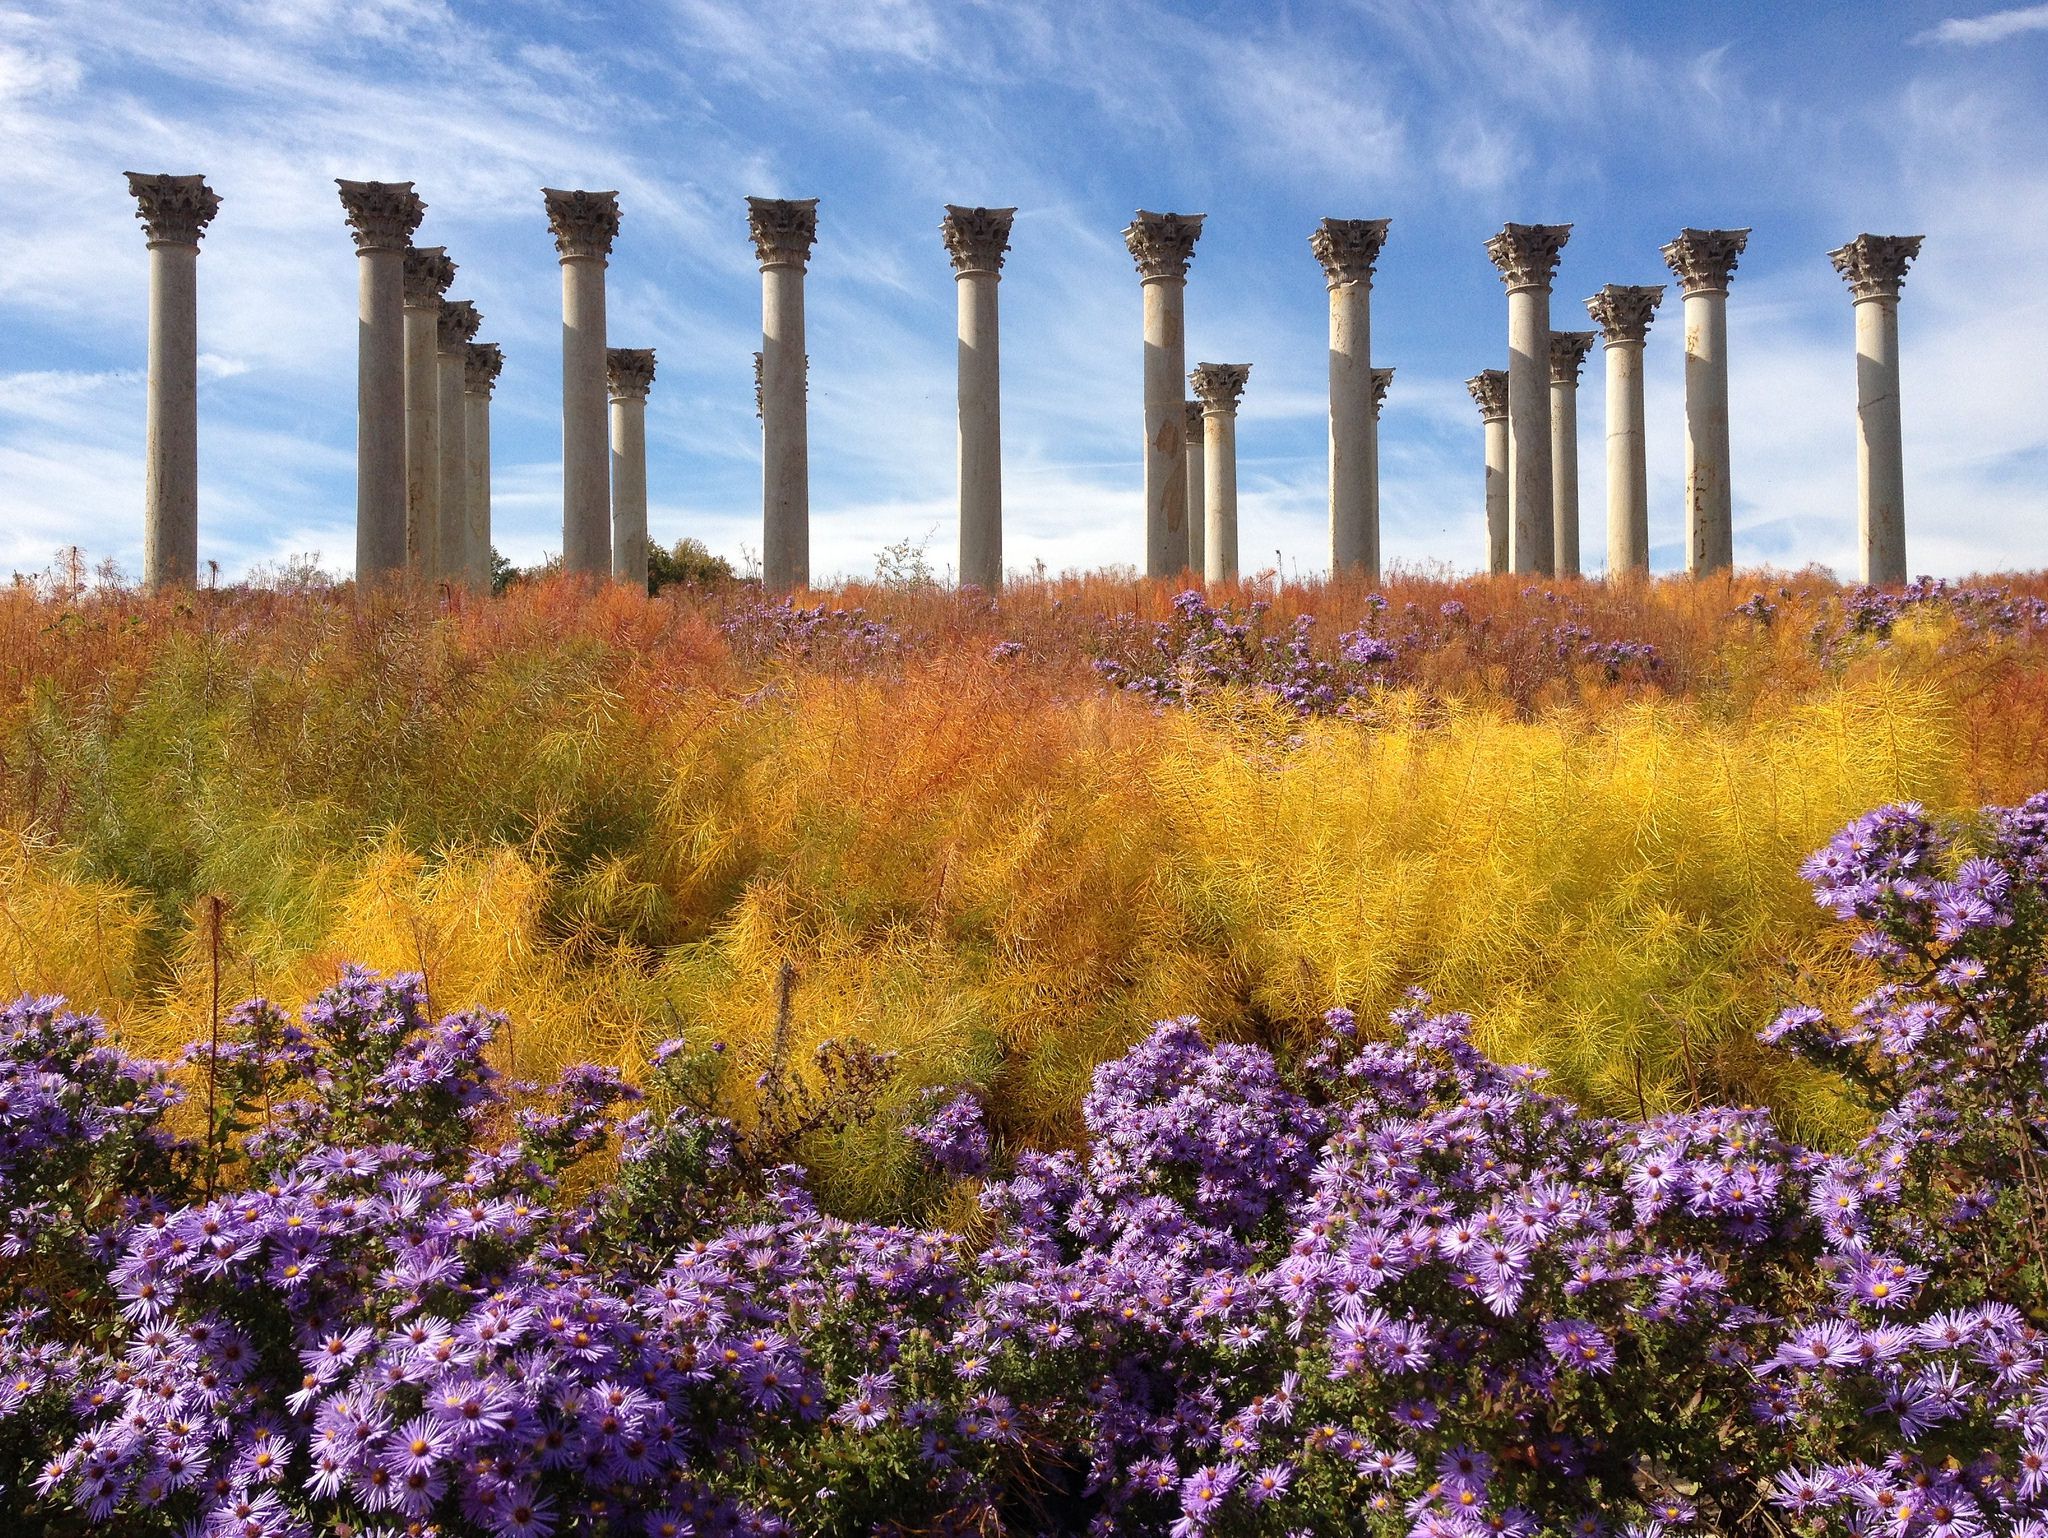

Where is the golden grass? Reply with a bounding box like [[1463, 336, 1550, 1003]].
[[2, 569, 2044, 1196]]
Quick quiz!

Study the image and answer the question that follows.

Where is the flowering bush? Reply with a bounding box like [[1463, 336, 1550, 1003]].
[[1091, 590, 1660, 716], [6, 792, 2048, 1536]]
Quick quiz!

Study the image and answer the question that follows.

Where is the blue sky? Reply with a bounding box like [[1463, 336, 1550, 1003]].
[[2, 0, 2046, 583]]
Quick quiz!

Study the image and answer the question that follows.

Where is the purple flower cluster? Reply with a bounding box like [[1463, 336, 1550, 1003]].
[[718, 597, 904, 667], [1091, 590, 1662, 716], [9, 793, 2048, 1536]]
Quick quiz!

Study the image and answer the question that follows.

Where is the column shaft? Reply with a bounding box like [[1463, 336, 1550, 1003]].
[[436, 347, 467, 585], [1550, 374, 1580, 577], [1663, 229, 1747, 576], [356, 250, 407, 585], [1143, 278, 1189, 576], [1204, 407, 1238, 584], [761, 264, 809, 591], [561, 257, 610, 575], [143, 241, 200, 589], [1682, 290, 1732, 574], [403, 299, 441, 581], [1184, 402, 1206, 577], [1856, 296, 1906, 585], [1485, 418, 1509, 574], [1507, 286, 1553, 574], [1605, 340, 1650, 575], [338, 180, 423, 591], [956, 269, 1002, 589], [464, 389, 491, 592], [610, 394, 648, 586], [1328, 280, 1376, 580]]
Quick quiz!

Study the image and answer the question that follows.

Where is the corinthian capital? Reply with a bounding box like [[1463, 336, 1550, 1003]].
[[337, 179, 424, 253], [1123, 210, 1204, 282], [437, 299, 481, 351], [1584, 283, 1663, 344], [402, 246, 456, 307], [1371, 366, 1395, 413], [747, 197, 819, 270], [1829, 234, 1925, 303], [1310, 217, 1391, 289], [1467, 370, 1508, 421], [941, 205, 1015, 275], [607, 347, 657, 401], [543, 188, 622, 261], [1485, 222, 1571, 292], [1661, 228, 1749, 295], [1190, 362, 1250, 411], [125, 173, 220, 247], [1549, 330, 1596, 385], [1185, 399, 1205, 435], [464, 342, 504, 396]]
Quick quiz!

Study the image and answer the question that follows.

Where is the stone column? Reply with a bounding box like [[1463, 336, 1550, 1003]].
[[401, 245, 454, 582], [941, 205, 1015, 592], [435, 299, 480, 586], [1369, 367, 1394, 571], [124, 173, 220, 592], [1467, 370, 1509, 575], [1829, 234, 1924, 587], [1191, 363, 1249, 585], [1661, 228, 1749, 575], [337, 180, 424, 590], [1486, 223, 1572, 576], [607, 347, 657, 590], [1183, 401, 1207, 577], [748, 197, 819, 592], [1123, 211, 1205, 578], [544, 189, 622, 579], [1583, 285, 1663, 578], [462, 342, 502, 593], [1548, 330, 1596, 578], [1311, 217, 1391, 583]]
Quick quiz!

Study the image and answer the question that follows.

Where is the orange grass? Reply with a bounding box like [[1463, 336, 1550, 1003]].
[[2, 568, 2045, 1203]]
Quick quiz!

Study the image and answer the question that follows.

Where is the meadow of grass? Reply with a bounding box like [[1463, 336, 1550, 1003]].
[[2, 567, 2044, 1209]]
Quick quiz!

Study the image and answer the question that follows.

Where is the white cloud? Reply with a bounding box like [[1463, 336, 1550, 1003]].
[[1915, 4, 2048, 46]]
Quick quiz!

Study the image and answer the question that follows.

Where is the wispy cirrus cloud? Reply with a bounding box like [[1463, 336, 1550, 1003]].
[[1915, 4, 2048, 46]]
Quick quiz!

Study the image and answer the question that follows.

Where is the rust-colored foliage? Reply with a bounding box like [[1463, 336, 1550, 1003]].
[[2, 568, 2043, 1199]]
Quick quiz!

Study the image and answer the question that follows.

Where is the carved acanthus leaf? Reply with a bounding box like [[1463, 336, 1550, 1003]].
[[1310, 217, 1391, 288], [1123, 210, 1204, 282], [464, 342, 504, 395], [747, 197, 819, 269], [1189, 362, 1250, 409], [337, 179, 424, 253], [941, 206, 1016, 274], [403, 247, 456, 306], [1583, 284, 1664, 344], [1467, 370, 1508, 420], [126, 173, 221, 246], [1829, 234, 1924, 302], [1549, 330, 1597, 385], [1661, 228, 1749, 295], [437, 299, 481, 350], [1371, 366, 1395, 412], [607, 347, 658, 400], [543, 188, 622, 261], [1485, 223, 1572, 292]]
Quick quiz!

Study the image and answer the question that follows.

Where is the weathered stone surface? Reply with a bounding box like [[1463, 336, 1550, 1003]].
[[544, 188, 621, 261], [941, 205, 1015, 275], [748, 197, 818, 270], [1309, 217, 1390, 288], [126, 173, 219, 247], [1123, 210, 1204, 282]]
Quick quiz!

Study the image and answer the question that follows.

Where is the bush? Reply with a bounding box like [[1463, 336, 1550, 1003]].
[[7, 793, 2048, 1535]]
